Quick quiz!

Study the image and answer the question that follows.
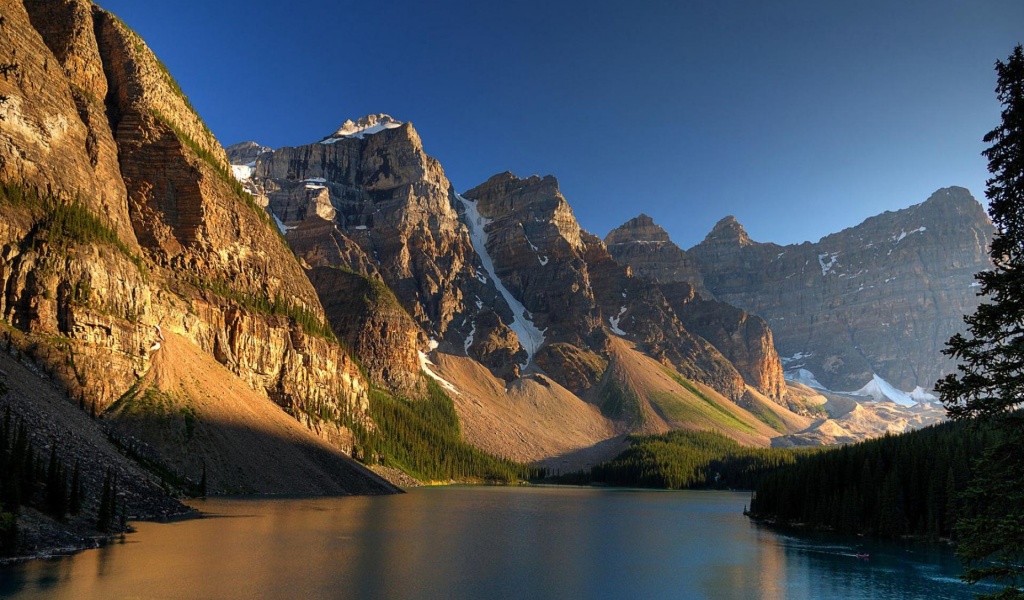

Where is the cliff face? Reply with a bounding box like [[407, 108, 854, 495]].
[[461, 173, 749, 401], [665, 284, 787, 401], [240, 135, 754, 411], [604, 216, 787, 402], [0, 0, 382, 494], [605, 214, 710, 297], [690, 187, 994, 392], [463, 173, 600, 348], [238, 118, 525, 385]]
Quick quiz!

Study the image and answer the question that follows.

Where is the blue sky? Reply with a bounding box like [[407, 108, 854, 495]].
[[98, 0, 1022, 248]]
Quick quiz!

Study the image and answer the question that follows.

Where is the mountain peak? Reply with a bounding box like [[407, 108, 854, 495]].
[[226, 141, 271, 166], [605, 214, 671, 245], [465, 171, 561, 201], [321, 114, 403, 142], [705, 215, 753, 247], [920, 186, 984, 214]]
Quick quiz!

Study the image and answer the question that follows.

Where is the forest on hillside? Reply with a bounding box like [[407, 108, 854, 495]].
[[551, 429, 816, 490], [746, 420, 994, 540]]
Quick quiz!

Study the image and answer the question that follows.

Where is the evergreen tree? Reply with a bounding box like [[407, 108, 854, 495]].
[[44, 445, 67, 520], [69, 461, 82, 516], [936, 44, 1024, 598], [96, 470, 112, 533]]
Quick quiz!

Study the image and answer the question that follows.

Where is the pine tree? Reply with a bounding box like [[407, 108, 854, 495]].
[[69, 461, 82, 516], [936, 44, 1024, 599], [97, 470, 112, 533]]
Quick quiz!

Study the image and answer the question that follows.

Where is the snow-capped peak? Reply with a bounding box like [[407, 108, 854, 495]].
[[321, 114, 403, 144]]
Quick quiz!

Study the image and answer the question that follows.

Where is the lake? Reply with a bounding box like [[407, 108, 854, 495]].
[[0, 486, 985, 599]]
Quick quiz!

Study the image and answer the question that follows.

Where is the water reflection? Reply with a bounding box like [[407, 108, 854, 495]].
[[0, 487, 973, 600]]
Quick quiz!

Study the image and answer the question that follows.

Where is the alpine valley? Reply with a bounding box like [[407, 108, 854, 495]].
[[0, 0, 994, 557]]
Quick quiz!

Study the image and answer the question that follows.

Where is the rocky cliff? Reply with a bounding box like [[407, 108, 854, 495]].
[[0, 0, 387, 495], [233, 117, 526, 384], [605, 217, 787, 402], [237, 129, 768, 429], [605, 214, 710, 297], [690, 187, 994, 393]]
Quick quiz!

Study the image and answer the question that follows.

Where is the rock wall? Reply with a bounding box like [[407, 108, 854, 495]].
[[603, 215, 785, 401], [242, 119, 526, 382], [0, 1, 372, 472], [690, 187, 994, 392]]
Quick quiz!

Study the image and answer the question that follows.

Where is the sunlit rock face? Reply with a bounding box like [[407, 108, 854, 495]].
[[238, 120, 527, 383], [690, 187, 994, 392], [0, 1, 375, 490]]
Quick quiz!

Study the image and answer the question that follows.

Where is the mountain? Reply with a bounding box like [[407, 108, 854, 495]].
[[689, 187, 993, 395], [234, 121, 812, 459], [0, 0, 395, 506], [604, 214, 710, 297], [605, 217, 788, 405], [0, 1, 984, 537]]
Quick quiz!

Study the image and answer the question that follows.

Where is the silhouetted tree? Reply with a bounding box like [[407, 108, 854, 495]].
[[69, 461, 82, 516], [96, 470, 113, 533], [936, 44, 1024, 598]]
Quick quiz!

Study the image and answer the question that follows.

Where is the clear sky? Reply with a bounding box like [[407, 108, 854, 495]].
[[97, 0, 1022, 248]]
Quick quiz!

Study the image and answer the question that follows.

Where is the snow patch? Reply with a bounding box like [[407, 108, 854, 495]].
[[847, 374, 917, 407], [464, 321, 476, 354], [911, 386, 939, 404], [305, 183, 326, 190], [891, 226, 927, 243], [418, 350, 460, 395], [523, 231, 548, 265], [456, 193, 546, 367], [231, 164, 253, 182], [818, 252, 840, 276], [784, 368, 826, 390], [523, 232, 539, 252], [608, 306, 627, 336], [353, 225, 368, 230], [780, 351, 812, 365], [321, 118, 403, 143], [271, 213, 295, 235], [304, 177, 327, 184]]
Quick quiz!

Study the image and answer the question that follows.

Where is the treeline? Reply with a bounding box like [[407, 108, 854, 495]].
[[344, 379, 544, 483], [747, 419, 993, 539], [554, 430, 813, 490], [196, 277, 337, 342], [0, 180, 145, 273]]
